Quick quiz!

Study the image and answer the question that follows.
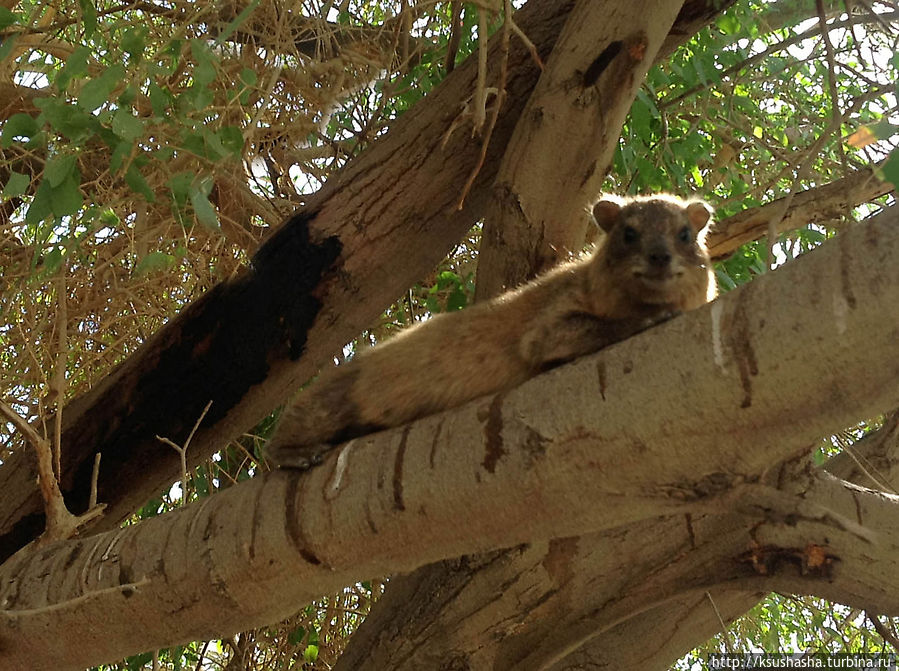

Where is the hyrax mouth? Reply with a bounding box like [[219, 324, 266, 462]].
[[634, 268, 683, 283]]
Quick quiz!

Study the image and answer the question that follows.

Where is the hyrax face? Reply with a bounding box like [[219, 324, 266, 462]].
[[593, 196, 713, 306]]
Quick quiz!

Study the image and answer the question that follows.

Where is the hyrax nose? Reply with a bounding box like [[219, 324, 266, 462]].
[[647, 246, 672, 268]]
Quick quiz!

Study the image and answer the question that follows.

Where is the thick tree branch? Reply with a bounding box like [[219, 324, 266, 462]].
[[707, 163, 893, 261], [1, 201, 897, 670], [340, 413, 899, 670]]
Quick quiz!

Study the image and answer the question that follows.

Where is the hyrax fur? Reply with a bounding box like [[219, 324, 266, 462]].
[[266, 194, 717, 469]]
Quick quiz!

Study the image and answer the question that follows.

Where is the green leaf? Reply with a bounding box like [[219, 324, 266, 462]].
[[25, 180, 53, 225], [56, 45, 91, 91], [0, 7, 20, 31], [134, 251, 176, 276], [446, 286, 467, 311], [194, 472, 209, 497], [0, 33, 16, 63], [148, 83, 172, 117], [238, 68, 257, 104], [109, 140, 132, 174], [97, 208, 120, 227], [629, 96, 653, 142], [78, 0, 97, 38], [117, 84, 137, 108], [287, 626, 306, 646], [179, 127, 241, 161], [717, 14, 741, 35], [303, 645, 319, 662], [121, 26, 148, 63], [181, 84, 214, 112], [77, 64, 125, 111], [34, 97, 95, 143], [41, 247, 64, 275], [157, 39, 183, 76], [869, 120, 899, 141], [50, 173, 84, 217], [112, 109, 145, 142], [881, 150, 899, 190], [125, 165, 156, 202], [189, 39, 217, 87], [216, 127, 244, 158], [1, 113, 39, 147], [44, 154, 77, 187], [2, 171, 30, 197], [189, 178, 220, 231], [167, 171, 194, 208]]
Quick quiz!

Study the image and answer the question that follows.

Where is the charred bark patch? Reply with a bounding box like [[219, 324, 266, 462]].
[[0, 212, 341, 564], [582, 41, 622, 87], [522, 426, 549, 468]]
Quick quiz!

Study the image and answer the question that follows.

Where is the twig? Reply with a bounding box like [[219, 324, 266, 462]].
[[0, 400, 106, 542], [52, 272, 68, 479], [455, 0, 512, 210], [867, 611, 899, 652], [444, 1, 463, 74], [508, 12, 544, 70], [193, 641, 212, 671], [472, 4, 489, 134], [815, 0, 849, 174], [156, 400, 213, 504], [89, 452, 102, 509], [706, 591, 735, 653], [0, 401, 45, 449], [659, 11, 899, 111]]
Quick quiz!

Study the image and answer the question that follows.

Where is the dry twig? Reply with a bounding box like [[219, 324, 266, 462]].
[[156, 400, 213, 504], [0, 400, 105, 542]]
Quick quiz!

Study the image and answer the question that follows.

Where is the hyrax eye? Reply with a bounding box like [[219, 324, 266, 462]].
[[677, 226, 692, 243], [623, 226, 639, 244]]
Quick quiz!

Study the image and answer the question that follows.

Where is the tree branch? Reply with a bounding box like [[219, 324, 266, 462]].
[[707, 162, 892, 261]]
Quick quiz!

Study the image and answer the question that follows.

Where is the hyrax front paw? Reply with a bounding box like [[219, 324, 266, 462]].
[[265, 442, 333, 470]]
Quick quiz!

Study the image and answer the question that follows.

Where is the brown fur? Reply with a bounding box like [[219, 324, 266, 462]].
[[266, 194, 717, 469]]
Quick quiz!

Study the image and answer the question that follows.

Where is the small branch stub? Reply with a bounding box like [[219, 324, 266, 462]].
[[0, 401, 105, 543]]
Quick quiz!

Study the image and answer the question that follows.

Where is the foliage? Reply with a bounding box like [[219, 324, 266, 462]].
[[677, 594, 896, 670], [1, 0, 898, 668]]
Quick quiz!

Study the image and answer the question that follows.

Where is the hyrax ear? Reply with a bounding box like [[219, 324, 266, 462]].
[[685, 201, 713, 234], [592, 198, 623, 233]]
